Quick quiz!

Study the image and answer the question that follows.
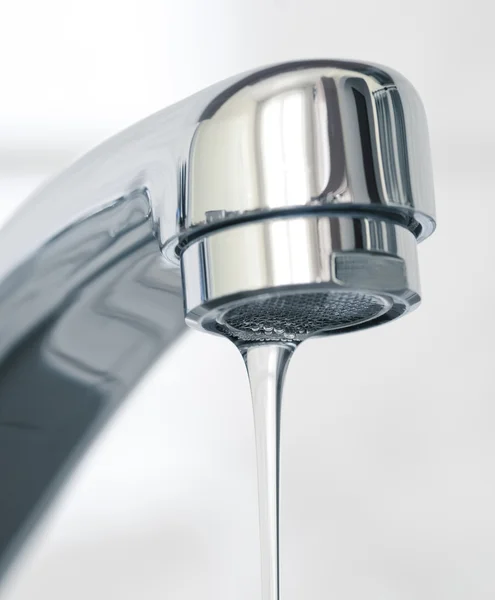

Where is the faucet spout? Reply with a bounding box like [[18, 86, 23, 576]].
[[0, 59, 435, 584]]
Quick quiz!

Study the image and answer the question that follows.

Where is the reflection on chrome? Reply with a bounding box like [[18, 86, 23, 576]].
[[0, 60, 435, 582]]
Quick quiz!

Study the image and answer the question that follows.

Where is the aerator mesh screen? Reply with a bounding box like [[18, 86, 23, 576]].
[[218, 290, 386, 343]]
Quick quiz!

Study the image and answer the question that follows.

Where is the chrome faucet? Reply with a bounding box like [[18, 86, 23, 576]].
[[0, 60, 435, 581]]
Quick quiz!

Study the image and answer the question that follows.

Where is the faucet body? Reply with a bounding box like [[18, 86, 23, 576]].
[[0, 60, 435, 574]]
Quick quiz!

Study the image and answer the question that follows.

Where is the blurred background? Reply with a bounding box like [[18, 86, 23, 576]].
[[0, 0, 494, 598]]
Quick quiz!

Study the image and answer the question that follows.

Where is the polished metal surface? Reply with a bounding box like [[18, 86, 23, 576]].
[[182, 215, 421, 339], [0, 59, 435, 581], [0, 191, 185, 576], [0, 60, 434, 287], [180, 62, 435, 253]]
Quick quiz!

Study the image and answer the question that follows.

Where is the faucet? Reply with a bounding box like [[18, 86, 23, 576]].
[[0, 60, 435, 584]]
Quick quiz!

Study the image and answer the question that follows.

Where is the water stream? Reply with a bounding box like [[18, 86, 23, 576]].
[[241, 343, 296, 600]]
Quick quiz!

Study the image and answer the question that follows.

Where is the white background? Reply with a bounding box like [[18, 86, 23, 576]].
[[0, 0, 494, 598]]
